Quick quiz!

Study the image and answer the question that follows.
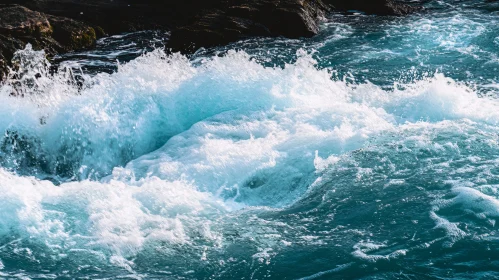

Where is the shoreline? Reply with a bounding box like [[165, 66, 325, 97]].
[[0, 0, 421, 80]]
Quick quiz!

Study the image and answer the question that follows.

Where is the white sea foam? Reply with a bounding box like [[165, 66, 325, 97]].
[[1, 45, 499, 270], [0, 168, 226, 263]]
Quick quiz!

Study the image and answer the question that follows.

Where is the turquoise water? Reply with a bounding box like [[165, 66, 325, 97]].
[[1, 1, 499, 279]]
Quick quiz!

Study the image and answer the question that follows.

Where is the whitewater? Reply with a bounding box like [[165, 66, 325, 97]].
[[1, 0, 499, 279]]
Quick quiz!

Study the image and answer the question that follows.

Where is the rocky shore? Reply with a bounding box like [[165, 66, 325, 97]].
[[0, 4, 99, 79], [0, 0, 422, 80], [167, 0, 420, 51]]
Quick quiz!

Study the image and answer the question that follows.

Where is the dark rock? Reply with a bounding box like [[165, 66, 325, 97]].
[[47, 15, 96, 51], [0, 4, 52, 37], [0, 4, 96, 80], [167, 0, 421, 53], [167, 0, 331, 52], [0, 4, 54, 80], [93, 26, 107, 39], [167, 10, 271, 52], [0, 0, 422, 77], [18, 0, 224, 35]]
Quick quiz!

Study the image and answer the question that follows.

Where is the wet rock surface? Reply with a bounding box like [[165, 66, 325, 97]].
[[0, 0, 423, 79], [166, 0, 422, 51], [167, 0, 331, 52], [0, 4, 96, 80], [15, 0, 224, 34]]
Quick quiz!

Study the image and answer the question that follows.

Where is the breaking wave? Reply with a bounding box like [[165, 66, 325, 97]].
[[1, 34, 499, 278]]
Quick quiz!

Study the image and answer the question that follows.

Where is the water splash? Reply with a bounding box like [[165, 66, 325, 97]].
[[2, 8, 499, 276]]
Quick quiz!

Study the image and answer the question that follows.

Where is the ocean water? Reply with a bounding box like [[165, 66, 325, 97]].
[[1, 0, 499, 279]]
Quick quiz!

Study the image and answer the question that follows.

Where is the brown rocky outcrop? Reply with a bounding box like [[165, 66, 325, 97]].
[[0, 4, 97, 80], [0, 0, 423, 79]]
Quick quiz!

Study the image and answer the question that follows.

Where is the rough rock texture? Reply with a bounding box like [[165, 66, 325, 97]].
[[166, 0, 421, 52], [5, 0, 420, 54], [7, 0, 421, 37], [47, 15, 97, 51], [0, 4, 52, 37], [0, 0, 422, 79], [15, 0, 224, 34], [0, 4, 96, 80], [167, 0, 331, 52]]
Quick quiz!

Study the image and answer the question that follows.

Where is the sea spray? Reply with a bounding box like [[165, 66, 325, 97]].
[[2, 2, 499, 276]]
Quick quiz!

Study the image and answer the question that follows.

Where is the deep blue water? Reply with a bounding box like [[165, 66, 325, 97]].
[[1, 0, 499, 279]]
